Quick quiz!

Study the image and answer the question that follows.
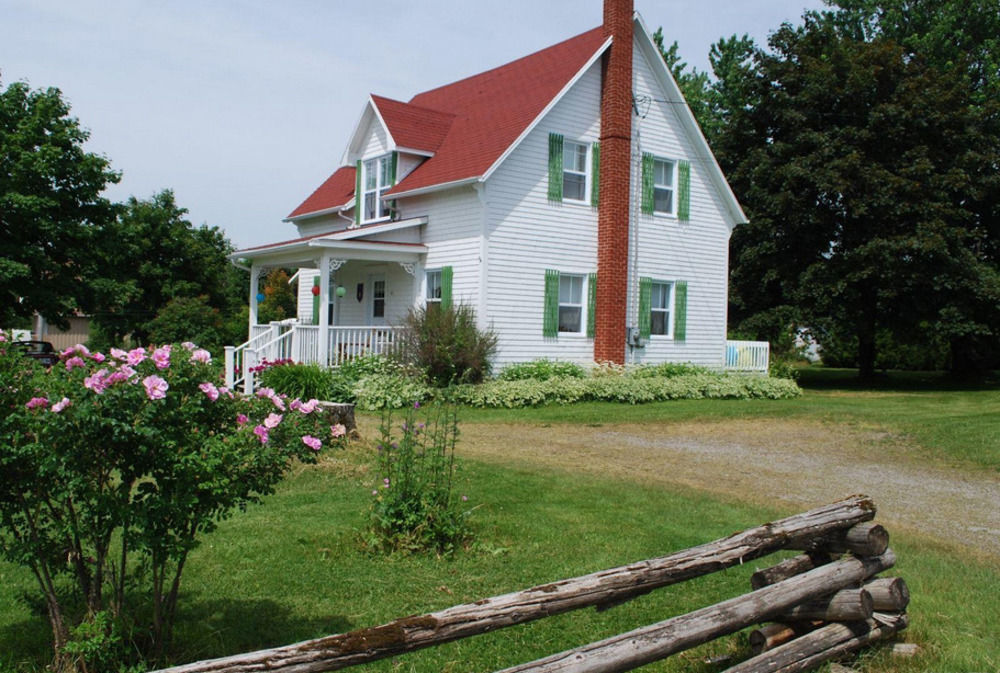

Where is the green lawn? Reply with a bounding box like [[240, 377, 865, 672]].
[[1, 367, 997, 672]]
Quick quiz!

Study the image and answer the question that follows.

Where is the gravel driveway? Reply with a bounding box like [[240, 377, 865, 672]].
[[457, 418, 1000, 559]]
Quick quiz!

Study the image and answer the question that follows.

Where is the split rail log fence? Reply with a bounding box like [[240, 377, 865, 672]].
[[153, 495, 910, 673]]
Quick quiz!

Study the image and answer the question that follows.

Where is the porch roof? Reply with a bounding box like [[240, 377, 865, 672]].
[[231, 216, 428, 267]]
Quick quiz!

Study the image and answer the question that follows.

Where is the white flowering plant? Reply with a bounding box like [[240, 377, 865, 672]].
[[0, 333, 346, 668]]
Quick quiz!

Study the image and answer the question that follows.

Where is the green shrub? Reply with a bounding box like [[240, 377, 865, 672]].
[[446, 373, 801, 408], [627, 362, 711, 378], [258, 362, 335, 400], [353, 373, 432, 410], [498, 359, 586, 381], [329, 355, 412, 403], [768, 359, 801, 380], [393, 304, 497, 387], [366, 403, 471, 553]]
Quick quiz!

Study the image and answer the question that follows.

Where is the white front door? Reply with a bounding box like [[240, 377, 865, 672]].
[[368, 274, 386, 326]]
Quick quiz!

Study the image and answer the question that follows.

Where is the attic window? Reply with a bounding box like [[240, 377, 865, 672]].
[[363, 153, 395, 222]]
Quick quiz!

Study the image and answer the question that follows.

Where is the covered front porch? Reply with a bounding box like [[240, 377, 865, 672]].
[[225, 221, 428, 392]]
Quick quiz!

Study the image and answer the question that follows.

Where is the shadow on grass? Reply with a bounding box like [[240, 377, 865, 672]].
[[797, 366, 1000, 393], [168, 596, 353, 665], [0, 598, 354, 670]]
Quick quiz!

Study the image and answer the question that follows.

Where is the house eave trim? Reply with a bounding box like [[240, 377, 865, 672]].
[[283, 198, 354, 223], [387, 176, 479, 199], [328, 216, 428, 240]]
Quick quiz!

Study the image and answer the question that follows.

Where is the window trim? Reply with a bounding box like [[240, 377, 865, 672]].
[[425, 269, 442, 307], [652, 156, 677, 217], [558, 273, 585, 334], [361, 153, 394, 223], [649, 279, 675, 338], [562, 140, 590, 204]]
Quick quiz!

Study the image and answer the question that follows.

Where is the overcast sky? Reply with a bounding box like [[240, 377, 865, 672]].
[[2, 0, 826, 249]]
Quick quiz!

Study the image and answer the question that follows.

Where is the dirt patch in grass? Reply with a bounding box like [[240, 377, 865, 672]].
[[455, 418, 1000, 559]]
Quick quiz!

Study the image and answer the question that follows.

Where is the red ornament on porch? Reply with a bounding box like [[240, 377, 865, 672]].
[[311, 285, 320, 296]]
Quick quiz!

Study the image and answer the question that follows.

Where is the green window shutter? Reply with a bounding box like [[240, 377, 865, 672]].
[[547, 133, 564, 202], [638, 276, 652, 339], [674, 281, 688, 342], [543, 269, 560, 337], [311, 276, 321, 325], [440, 266, 453, 310], [389, 151, 398, 219], [678, 160, 691, 221], [590, 142, 600, 207], [641, 152, 655, 214], [354, 159, 362, 225], [586, 271, 597, 338]]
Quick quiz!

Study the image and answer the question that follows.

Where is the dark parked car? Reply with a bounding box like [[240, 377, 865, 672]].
[[14, 340, 60, 367]]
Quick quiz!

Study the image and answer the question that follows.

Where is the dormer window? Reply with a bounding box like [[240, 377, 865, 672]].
[[362, 153, 394, 222]]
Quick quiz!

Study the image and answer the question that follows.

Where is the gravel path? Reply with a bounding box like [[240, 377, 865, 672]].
[[457, 418, 1000, 559]]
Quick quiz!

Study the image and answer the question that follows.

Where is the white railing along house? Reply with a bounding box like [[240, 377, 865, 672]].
[[225, 324, 400, 394], [725, 340, 770, 374]]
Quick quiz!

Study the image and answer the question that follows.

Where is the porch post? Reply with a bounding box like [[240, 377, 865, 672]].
[[317, 254, 331, 367], [249, 264, 262, 334]]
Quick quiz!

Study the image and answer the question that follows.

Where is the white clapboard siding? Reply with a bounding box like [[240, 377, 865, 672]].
[[362, 117, 389, 158], [628, 37, 732, 367], [484, 58, 602, 366], [401, 187, 483, 311]]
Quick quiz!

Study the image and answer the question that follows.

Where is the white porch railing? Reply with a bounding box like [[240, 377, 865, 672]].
[[225, 324, 400, 394], [725, 340, 770, 374]]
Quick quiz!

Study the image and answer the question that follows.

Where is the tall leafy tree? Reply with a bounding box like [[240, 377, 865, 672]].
[[0, 79, 119, 327], [90, 190, 245, 347], [721, 13, 997, 376]]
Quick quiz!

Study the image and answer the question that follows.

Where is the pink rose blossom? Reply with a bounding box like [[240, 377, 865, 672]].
[[126, 348, 147, 366], [181, 341, 197, 350], [90, 352, 106, 363], [198, 382, 220, 401], [117, 364, 137, 379], [301, 435, 322, 451], [105, 371, 129, 385], [297, 399, 319, 414], [255, 387, 276, 399], [263, 413, 283, 429], [189, 348, 211, 364], [110, 348, 128, 361], [219, 386, 233, 398], [253, 425, 269, 443], [236, 413, 249, 426], [142, 375, 168, 400], [25, 397, 49, 410], [50, 397, 71, 413], [65, 356, 86, 371], [83, 369, 109, 394], [152, 346, 172, 370], [330, 424, 346, 438], [271, 396, 286, 411]]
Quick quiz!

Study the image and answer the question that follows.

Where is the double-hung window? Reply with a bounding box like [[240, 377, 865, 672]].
[[652, 158, 675, 215], [558, 274, 584, 333], [650, 281, 673, 336], [562, 141, 588, 202], [641, 153, 690, 220], [425, 267, 452, 311], [362, 153, 394, 222], [426, 270, 442, 309]]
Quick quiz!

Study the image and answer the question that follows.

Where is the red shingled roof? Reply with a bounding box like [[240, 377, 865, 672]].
[[372, 95, 454, 153], [287, 165, 356, 219], [288, 26, 607, 219]]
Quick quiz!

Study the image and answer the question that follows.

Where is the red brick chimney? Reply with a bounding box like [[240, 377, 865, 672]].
[[594, 0, 633, 364]]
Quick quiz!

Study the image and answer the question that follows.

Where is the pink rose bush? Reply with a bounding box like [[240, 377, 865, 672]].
[[0, 333, 348, 662]]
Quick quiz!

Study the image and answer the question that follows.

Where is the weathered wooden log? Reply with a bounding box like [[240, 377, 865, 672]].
[[721, 612, 909, 673], [779, 588, 873, 622], [864, 577, 910, 611], [150, 496, 877, 673], [749, 622, 819, 654], [788, 522, 888, 557], [751, 552, 834, 590], [494, 551, 895, 673]]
